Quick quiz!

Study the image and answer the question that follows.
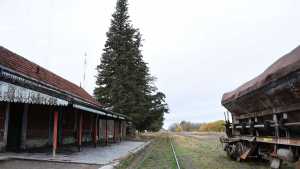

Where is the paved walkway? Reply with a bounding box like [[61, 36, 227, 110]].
[[0, 141, 146, 165], [0, 160, 100, 169]]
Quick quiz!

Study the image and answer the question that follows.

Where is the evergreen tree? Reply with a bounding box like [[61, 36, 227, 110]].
[[94, 0, 168, 131]]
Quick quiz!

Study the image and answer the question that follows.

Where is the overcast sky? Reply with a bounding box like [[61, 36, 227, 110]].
[[1, 0, 300, 128]]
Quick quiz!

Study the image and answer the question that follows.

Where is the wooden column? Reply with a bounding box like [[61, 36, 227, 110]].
[[21, 104, 29, 150], [74, 111, 78, 145], [116, 120, 120, 142], [93, 115, 98, 147], [53, 111, 59, 157], [273, 114, 279, 152], [113, 120, 116, 143], [78, 112, 83, 151], [58, 112, 63, 146], [123, 121, 126, 139], [3, 103, 10, 150], [97, 116, 103, 143], [116, 120, 118, 142], [105, 119, 108, 145], [48, 109, 53, 146], [119, 120, 122, 142], [120, 121, 122, 141], [98, 118, 101, 144]]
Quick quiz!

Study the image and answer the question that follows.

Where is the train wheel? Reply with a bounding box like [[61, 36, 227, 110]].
[[225, 143, 236, 160], [235, 142, 246, 161], [225, 142, 246, 161]]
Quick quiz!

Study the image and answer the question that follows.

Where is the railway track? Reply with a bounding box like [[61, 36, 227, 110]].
[[133, 134, 181, 169], [134, 139, 156, 169], [170, 136, 181, 169]]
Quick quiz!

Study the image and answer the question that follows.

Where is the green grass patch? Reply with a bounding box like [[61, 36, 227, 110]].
[[116, 153, 136, 169], [117, 134, 177, 169]]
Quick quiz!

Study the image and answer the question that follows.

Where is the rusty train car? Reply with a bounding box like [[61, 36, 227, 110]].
[[220, 46, 300, 169]]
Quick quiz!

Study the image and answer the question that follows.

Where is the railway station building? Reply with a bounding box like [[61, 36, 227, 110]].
[[0, 46, 129, 155]]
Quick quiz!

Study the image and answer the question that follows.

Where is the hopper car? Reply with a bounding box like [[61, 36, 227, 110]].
[[220, 46, 300, 168]]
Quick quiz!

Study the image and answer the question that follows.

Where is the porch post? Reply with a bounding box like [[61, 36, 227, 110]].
[[113, 120, 116, 143], [58, 112, 63, 146], [3, 103, 10, 150], [116, 120, 119, 142], [120, 120, 123, 142], [21, 104, 29, 150], [93, 115, 98, 147], [98, 118, 101, 144], [119, 120, 122, 142], [98, 119, 101, 144], [74, 111, 78, 145], [117, 120, 119, 142], [53, 111, 59, 157], [78, 112, 83, 151], [124, 121, 126, 139], [105, 119, 108, 145]]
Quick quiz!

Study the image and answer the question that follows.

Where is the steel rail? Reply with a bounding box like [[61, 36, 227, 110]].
[[170, 136, 181, 169]]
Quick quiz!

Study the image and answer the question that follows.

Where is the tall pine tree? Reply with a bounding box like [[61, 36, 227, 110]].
[[94, 0, 168, 131]]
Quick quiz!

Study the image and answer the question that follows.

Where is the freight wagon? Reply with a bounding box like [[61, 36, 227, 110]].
[[220, 46, 300, 169]]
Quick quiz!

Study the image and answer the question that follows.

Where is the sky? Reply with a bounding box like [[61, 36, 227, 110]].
[[1, 0, 300, 129]]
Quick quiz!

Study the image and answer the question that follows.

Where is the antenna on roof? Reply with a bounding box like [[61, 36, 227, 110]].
[[82, 52, 87, 89]]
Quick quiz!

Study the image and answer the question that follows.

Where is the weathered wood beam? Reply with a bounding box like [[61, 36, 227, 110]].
[[93, 115, 98, 147], [105, 119, 108, 145], [53, 111, 58, 157], [113, 120, 116, 143], [78, 112, 83, 151]]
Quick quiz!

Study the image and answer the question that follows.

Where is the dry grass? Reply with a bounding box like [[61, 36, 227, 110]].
[[173, 134, 294, 169], [118, 132, 295, 169]]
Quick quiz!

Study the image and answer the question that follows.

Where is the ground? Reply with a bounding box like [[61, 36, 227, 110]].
[[0, 160, 100, 169], [173, 132, 270, 169], [0, 141, 146, 169], [117, 132, 296, 169], [0, 133, 297, 169], [116, 133, 177, 169]]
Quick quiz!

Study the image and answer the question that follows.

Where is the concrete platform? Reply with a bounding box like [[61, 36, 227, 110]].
[[0, 141, 147, 165]]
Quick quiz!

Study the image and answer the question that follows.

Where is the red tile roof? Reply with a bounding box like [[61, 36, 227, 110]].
[[0, 46, 101, 107]]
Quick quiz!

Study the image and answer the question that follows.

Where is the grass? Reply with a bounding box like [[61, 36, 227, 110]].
[[173, 134, 294, 169], [117, 133, 177, 169], [116, 153, 136, 169], [117, 132, 295, 169]]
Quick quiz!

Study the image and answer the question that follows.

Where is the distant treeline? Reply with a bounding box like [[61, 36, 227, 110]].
[[168, 120, 225, 132]]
